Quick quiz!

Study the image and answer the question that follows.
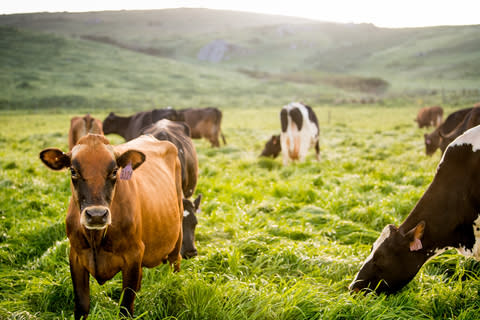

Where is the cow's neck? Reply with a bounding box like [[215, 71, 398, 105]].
[[399, 182, 478, 259], [112, 115, 131, 140]]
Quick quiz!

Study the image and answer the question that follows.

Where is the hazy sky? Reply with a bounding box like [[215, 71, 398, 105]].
[[2, 0, 479, 28]]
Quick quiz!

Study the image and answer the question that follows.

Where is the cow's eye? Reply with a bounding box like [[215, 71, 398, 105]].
[[109, 168, 118, 180], [70, 167, 79, 179]]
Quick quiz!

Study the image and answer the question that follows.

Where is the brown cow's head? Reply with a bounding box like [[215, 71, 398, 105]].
[[181, 194, 202, 259], [349, 222, 426, 294], [424, 131, 441, 156], [260, 134, 281, 158], [40, 134, 145, 230]]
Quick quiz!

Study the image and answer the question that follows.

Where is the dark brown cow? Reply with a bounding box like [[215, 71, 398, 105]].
[[260, 134, 281, 158], [178, 107, 226, 147], [424, 107, 473, 155], [181, 194, 202, 259], [415, 106, 443, 128], [439, 107, 480, 148], [350, 125, 480, 294], [69, 114, 103, 150], [142, 119, 198, 198], [40, 134, 183, 319], [102, 109, 184, 141]]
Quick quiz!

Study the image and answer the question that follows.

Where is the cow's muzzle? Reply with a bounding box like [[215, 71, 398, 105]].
[[81, 206, 111, 230]]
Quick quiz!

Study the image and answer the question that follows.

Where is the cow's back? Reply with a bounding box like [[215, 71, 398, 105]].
[[113, 135, 182, 267]]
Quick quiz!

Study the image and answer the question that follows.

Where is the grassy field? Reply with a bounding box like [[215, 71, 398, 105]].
[[2, 9, 480, 319], [3, 104, 480, 319]]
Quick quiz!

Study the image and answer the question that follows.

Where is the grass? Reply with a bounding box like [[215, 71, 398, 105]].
[[1, 13, 480, 318], [3, 104, 480, 319]]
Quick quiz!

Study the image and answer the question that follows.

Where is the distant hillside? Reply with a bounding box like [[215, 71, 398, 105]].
[[0, 26, 346, 111], [1, 8, 479, 109]]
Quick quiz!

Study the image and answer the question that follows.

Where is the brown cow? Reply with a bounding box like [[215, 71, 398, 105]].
[[439, 107, 480, 148], [424, 107, 473, 155], [415, 106, 443, 128], [40, 134, 183, 319], [178, 107, 226, 147], [68, 114, 103, 150], [260, 134, 281, 158]]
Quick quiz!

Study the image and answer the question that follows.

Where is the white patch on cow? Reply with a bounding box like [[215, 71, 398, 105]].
[[439, 125, 480, 165], [183, 210, 191, 218], [280, 102, 319, 165], [457, 215, 480, 259], [363, 225, 392, 266]]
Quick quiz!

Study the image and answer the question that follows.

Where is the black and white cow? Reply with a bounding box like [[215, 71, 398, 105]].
[[280, 102, 320, 165], [350, 124, 480, 294]]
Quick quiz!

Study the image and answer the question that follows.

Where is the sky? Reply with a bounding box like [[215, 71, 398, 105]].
[[1, 0, 479, 28]]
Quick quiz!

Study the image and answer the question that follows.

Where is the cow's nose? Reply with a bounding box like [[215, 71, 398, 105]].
[[182, 249, 198, 259], [85, 208, 109, 224]]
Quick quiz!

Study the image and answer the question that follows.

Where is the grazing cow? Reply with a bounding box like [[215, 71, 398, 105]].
[[439, 107, 480, 149], [181, 195, 202, 259], [178, 107, 226, 147], [260, 134, 281, 158], [39, 134, 183, 319], [102, 109, 184, 141], [68, 114, 103, 150], [424, 107, 473, 155], [350, 125, 480, 294], [142, 119, 198, 198], [280, 102, 320, 165], [415, 106, 443, 128]]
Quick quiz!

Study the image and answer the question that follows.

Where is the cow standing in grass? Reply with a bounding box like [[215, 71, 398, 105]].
[[40, 134, 183, 319], [415, 106, 443, 128], [102, 109, 184, 141], [350, 125, 480, 294], [68, 114, 103, 150], [280, 102, 319, 165], [178, 107, 226, 147], [424, 107, 473, 156]]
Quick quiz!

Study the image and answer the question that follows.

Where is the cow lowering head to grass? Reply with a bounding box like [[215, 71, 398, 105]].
[[280, 102, 319, 165], [350, 125, 480, 294], [40, 134, 183, 319], [424, 107, 473, 156], [181, 194, 202, 259], [260, 134, 281, 158]]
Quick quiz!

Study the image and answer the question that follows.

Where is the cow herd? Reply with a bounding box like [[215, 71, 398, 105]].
[[39, 102, 480, 317]]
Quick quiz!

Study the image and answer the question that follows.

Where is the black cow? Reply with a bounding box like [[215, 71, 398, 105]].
[[260, 134, 281, 158], [424, 107, 473, 155], [439, 107, 480, 149], [103, 109, 184, 141], [142, 119, 198, 198], [181, 195, 202, 259], [350, 125, 480, 294]]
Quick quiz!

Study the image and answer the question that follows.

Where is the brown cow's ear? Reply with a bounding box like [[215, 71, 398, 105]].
[[116, 150, 146, 170], [406, 221, 425, 251], [39, 148, 71, 170]]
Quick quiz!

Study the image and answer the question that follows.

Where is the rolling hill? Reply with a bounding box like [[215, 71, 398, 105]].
[[1, 8, 479, 110]]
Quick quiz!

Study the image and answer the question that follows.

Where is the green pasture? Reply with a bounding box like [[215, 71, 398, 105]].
[[2, 104, 480, 319]]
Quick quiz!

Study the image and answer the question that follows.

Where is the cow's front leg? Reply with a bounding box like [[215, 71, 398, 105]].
[[70, 250, 90, 320], [120, 259, 143, 317]]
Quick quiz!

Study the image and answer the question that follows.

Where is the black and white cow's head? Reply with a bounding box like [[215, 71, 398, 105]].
[[351, 124, 480, 294], [181, 194, 202, 259], [349, 222, 426, 293]]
